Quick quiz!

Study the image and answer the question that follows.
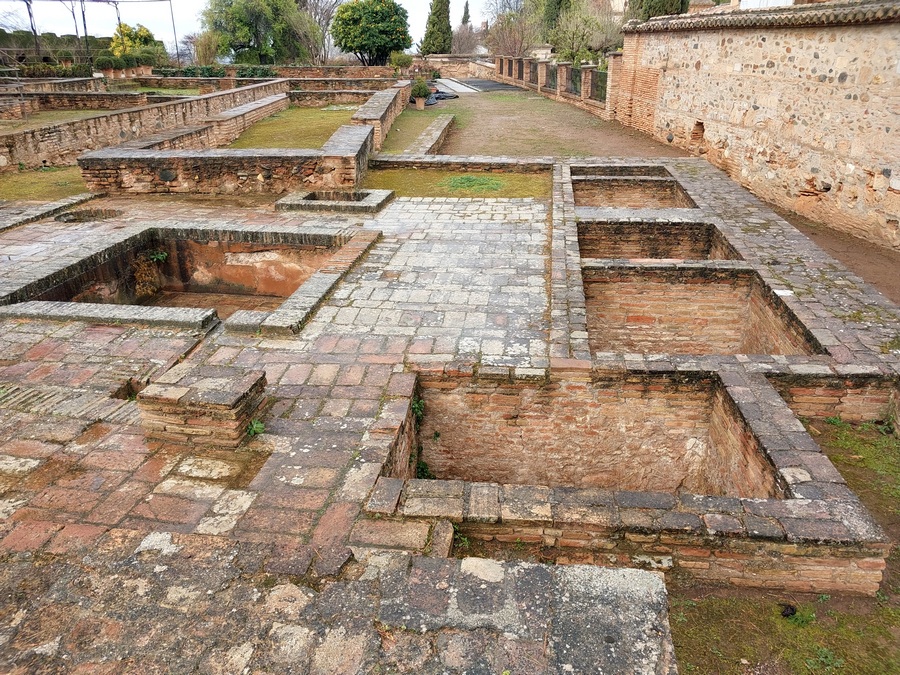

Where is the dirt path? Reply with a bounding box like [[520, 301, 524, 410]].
[[772, 206, 900, 305], [433, 90, 688, 158]]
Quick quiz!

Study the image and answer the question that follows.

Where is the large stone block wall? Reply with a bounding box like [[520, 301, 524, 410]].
[[0, 79, 289, 170], [615, 5, 900, 250]]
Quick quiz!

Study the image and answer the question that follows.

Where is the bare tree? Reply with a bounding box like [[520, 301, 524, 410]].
[[300, 0, 343, 64], [451, 23, 480, 54]]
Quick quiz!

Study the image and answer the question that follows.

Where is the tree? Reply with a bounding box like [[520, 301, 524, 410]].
[[203, 0, 318, 64], [421, 0, 452, 56], [461, 0, 470, 25], [300, 0, 343, 64], [331, 0, 412, 66], [452, 22, 479, 54], [109, 23, 155, 57], [549, 1, 622, 62], [628, 0, 689, 21], [484, 0, 541, 57], [543, 0, 571, 33]]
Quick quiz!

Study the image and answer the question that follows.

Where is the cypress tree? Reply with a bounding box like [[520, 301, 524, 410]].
[[543, 0, 572, 32], [421, 0, 453, 56], [461, 1, 470, 25]]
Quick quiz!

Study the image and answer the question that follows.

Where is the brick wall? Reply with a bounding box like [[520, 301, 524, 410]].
[[0, 80, 289, 171], [268, 65, 394, 78], [578, 221, 740, 260], [582, 267, 816, 355], [615, 5, 900, 250], [418, 375, 778, 497], [770, 374, 899, 423], [572, 177, 696, 208]]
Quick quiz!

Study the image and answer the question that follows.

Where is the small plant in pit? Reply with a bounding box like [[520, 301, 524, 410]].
[[147, 250, 168, 263], [247, 419, 265, 437], [410, 394, 424, 428], [416, 455, 435, 480], [453, 524, 470, 551], [785, 604, 816, 628]]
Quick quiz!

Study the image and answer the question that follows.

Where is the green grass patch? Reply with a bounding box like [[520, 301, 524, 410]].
[[0, 109, 106, 133], [823, 417, 900, 511], [671, 595, 900, 674], [0, 166, 86, 201], [363, 169, 551, 199], [229, 106, 355, 149]]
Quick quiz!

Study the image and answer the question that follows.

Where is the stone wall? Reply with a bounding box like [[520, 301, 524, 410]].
[[769, 374, 899, 423], [79, 124, 373, 195], [417, 374, 780, 497], [20, 91, 150, 110], [351, 82, 411, 150], [412, 54, 485, 80], [577, 221, 741, 260], [288, 78, 397, 91], [288, 91, 374, 107], [0, 79, 289, 170], [614, 1, 900, 250]]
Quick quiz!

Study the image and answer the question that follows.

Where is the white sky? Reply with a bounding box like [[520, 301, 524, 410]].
[[0, 0, 488, 51]]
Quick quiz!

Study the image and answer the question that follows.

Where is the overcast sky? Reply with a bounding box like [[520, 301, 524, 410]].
[[0, 0, 489, 51]]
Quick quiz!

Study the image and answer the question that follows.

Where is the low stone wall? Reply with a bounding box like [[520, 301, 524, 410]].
[[412, 54, 486, 80], [8, 77, 101, 93], [20, 91, 150, 110], [404, 114, 454, 155], [288, 90, 374, 107], [268, 65, 394, 79], [769, 374, 899, 423], [0, 97, 39, 120], [78, 124, 373, 195], [288, 78, 397, 91], [0, 79, 289, 170], [351, 82, 410, 150]]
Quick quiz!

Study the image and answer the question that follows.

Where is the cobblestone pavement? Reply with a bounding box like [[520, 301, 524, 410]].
[[0, 158, 897, 672]]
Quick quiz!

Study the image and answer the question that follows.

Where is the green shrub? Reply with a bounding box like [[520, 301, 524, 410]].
[[389, 51, 413, 69], [121, 53, 137, 69], [56, 49, 74, 63], [111, 57, 126, 71], [411, 77, 431, 99], [94, 56, 114, 71]]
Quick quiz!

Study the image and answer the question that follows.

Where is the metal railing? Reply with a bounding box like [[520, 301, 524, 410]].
[[569, 67, 581, 96], [545, 64, 557, 90], [591, 69, 608, 102], [529, 61, 538, 85]]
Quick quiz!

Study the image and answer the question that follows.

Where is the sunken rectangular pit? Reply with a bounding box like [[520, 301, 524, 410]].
[[29, 230, 345, 320], [577, 221, 742, 260], [417, 374, 781, 499], [582, 264, 821, 356], [572, 176, 697, 209]]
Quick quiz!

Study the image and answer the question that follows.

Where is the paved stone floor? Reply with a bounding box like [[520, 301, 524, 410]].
[[0, 158, 897, 672]]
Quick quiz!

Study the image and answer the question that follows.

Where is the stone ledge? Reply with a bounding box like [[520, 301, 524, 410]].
[[404, 114, 455, 155], [0, 301, 218, 330], [371, 154, 554, 173], [0, 193, 97, 235]]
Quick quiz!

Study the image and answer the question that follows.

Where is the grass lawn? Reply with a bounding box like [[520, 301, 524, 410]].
[[0, 110, 106, 134], [229, 106, 356, 149], [363, 169, 551, 199], [0, 166, 86, 201], [380, 102, 468, 154]]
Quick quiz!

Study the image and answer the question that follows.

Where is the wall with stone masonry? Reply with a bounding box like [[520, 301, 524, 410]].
[[0, 80, 289, 170], [770, 375, 899, 423], [288, 91, 374, 107], [21, 91, 150, 109], [614, 5, 900, 250], [577, 221, 741, 260], [351, 82, 411, 150]]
